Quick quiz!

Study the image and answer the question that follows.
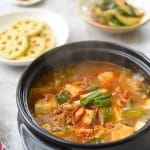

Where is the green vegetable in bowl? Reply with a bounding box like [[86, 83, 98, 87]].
[[115, 11, 141, 26], [108, 16, 124, 27], [94, 95, 112, 107], [56, 90, 71, 104], [101, 107, 113, 123], [80, 90, 102, 105], [116, 0, 134, 16], [101, 9, 115, 22], [122, 108, 146, 118], [80, 89, 112, 107], [100, 0, 116, 10], [89, 0, 144, 27]]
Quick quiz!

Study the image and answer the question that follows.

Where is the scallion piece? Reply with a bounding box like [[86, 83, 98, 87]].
[[94, 99, 111, 107], [80, 90, 102, 105]]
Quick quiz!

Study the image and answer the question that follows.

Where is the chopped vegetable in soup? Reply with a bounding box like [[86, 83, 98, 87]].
[[30, 61, 150, 143]]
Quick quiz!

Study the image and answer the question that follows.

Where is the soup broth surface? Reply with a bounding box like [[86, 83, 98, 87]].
[[30, 61, 150, 143]]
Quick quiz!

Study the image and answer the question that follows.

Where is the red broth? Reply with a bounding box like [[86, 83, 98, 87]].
[[30, 61, 150, 143]]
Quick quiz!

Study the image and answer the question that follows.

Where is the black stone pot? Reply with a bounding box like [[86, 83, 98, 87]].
[[17, 41, 150, 150]]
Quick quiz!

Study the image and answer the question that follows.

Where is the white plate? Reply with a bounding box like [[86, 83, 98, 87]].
[[0, 9, 69, 66], [7, 0, 43, 6]]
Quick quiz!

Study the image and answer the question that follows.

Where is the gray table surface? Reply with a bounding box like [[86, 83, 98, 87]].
[[0, 0, 150, 150]]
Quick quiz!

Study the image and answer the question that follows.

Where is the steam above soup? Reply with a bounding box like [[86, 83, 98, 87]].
[[30, 61, 150, 144]]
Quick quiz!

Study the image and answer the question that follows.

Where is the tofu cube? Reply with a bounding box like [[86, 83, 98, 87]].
[[111, 123, 134, 141], [34, 95, 57, 115], [35, 100, 52, 115], [65, 84, 82, 97], [98, 72, 115, 87]]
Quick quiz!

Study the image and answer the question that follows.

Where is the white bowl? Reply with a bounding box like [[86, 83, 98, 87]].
[[78, 0, 150, 33], [7, 0, 43, 6], [0, 9, 69, 66]]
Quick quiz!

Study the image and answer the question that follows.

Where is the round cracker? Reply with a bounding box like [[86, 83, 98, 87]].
[[17, 36, 46, 60], [39, 24, 56, 51], [11, 19, 44, 36], [0, 30, 28, 59]]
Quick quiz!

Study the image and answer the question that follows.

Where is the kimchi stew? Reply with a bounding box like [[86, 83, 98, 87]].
[[30, 61, 150, 144]]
